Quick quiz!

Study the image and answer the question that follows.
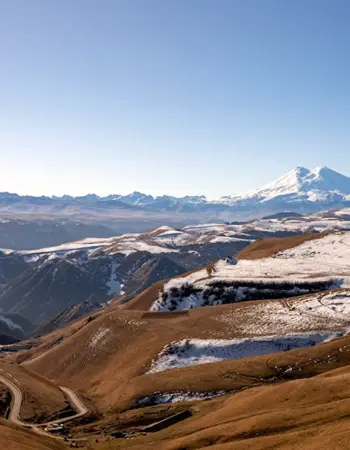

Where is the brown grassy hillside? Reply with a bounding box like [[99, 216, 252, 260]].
[[91, 364, 350, 449], [237, 232, 327, 260], [123, 280, 166, 311], [0, 419, 66, 450], [0, 359, 67, 421], [21, 291, 350, 414], [5, 231, 350, 449]]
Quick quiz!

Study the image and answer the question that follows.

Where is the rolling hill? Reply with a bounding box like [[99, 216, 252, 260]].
[[0, 230, 350, 448], [20, 230, 350, 416], [0, 419, 66, 450]]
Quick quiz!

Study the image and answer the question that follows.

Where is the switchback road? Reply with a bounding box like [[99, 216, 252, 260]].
[[0, 373, 88, 430]]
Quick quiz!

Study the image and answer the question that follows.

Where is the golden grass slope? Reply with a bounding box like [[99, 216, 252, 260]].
[[98, 364, 350, 450], [0, 359, 67, 421], [20, 290, 350, 414], [9, 231, 350, 449], [237, 231, 327, 260], [0, 419, 66, 450]]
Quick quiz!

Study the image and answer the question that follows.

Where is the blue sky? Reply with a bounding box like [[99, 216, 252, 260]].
[[1, 0, 350, 198]]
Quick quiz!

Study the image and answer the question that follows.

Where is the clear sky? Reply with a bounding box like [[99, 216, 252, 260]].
[[1, 0, 350, 199]]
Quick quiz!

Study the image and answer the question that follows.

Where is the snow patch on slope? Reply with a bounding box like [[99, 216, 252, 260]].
[[148, 333, 339, 373], [201, 232, 350, 285], [133, 390, 228, 408], [335, 208, 350, 216], [88, 327, 110, 348], [106, 262, 123, 295], [21, 237, 118, 256], [150, 232, 350, 312], [218, 291, 350, 336], [106, 240, 180, 256], [0, 316, 23, 331]]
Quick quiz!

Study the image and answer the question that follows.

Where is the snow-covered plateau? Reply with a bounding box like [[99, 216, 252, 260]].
[[3, 208, 349, 260], [150, 232, 350, 312]]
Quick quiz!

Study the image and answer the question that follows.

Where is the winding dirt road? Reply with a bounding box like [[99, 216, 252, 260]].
[[0, 374, 24, 426], [0, 373, 88, 429]]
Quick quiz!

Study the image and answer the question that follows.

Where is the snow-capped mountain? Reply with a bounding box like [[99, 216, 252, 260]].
[[111, 167, 350, 210], [114, 192, 154, 205], [114, 193, 208, 208], [219, 166, 350, 208], [0, 167, 349, 223]]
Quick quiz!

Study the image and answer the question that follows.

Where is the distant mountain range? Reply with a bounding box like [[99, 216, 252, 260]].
[[1, 208, 350, 332], [0, 167, 349, 221]]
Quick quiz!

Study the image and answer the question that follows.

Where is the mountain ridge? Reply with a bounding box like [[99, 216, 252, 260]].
[[1, 165, 349, 203], [0, 166, 349, 220]]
